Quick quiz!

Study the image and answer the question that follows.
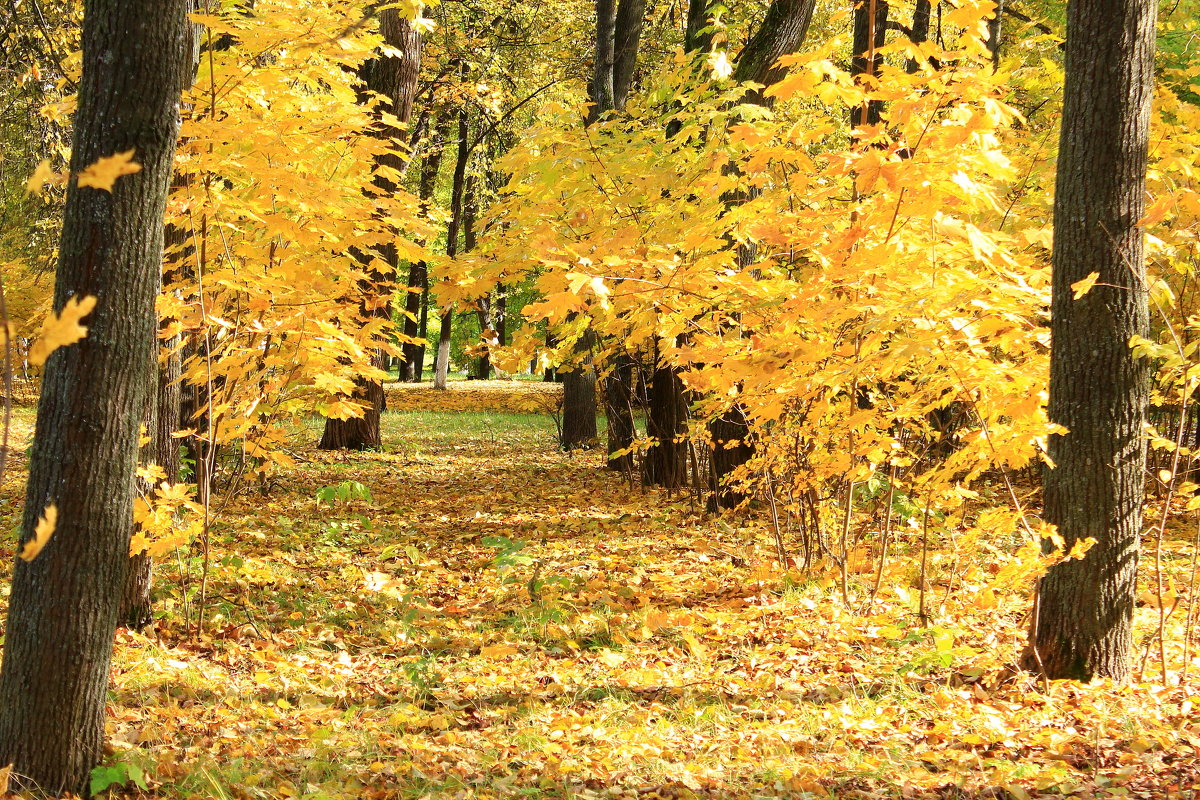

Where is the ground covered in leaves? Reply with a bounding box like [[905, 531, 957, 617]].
[[1, 382, 1198, 799]]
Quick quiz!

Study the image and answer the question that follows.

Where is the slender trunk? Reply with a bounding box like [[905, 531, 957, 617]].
[[906, 0, 933, 73], [434, 102, 471, 391], [851, 0, 889, 130], [403, 117, 448, 382], [1023, 0, 1156, 683], [612, 0, 646, 110], [0, 1, 188, 793]]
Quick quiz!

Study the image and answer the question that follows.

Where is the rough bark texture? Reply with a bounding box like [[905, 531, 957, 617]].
[[612, 0, 646, 110], [707, 0, 820, 502], [733, 0, 818, 96], [906, 0, 933, 73], [321, 9, 420, 447], [1023, 0, 1156, 683], [685, 0, 717, 54], [0, 1, 189, 793], [590, 0, 617, 123]]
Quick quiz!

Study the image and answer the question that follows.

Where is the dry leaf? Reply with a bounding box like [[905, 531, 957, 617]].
[[77, 150, 142, 191], [19, 504, 58, 562], [28, 295, 98, 367], [1070, 271, 1100, 300]]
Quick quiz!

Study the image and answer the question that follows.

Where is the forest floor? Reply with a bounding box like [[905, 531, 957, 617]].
[[1, 381, 1199, 799]]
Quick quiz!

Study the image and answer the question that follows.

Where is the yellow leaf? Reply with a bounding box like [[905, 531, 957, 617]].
[[77, 150, 141, 192], [19, 504, 58, 562], [1070, 272, 1100, 300], [25, 160, 60, 195], [29, 295, 98, 366], [480, 643, 520, 658]]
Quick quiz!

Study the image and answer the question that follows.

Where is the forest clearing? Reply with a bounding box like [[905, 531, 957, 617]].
[[0, 384, 1191, 798]]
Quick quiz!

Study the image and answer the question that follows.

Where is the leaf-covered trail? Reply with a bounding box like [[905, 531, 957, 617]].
[[1, 384, 1197, 798]]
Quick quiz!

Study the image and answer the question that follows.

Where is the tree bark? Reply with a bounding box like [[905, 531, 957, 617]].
[[0, 1, 189, 793], [320, 7, 421, 447], [1023, 0, 1156, 683], [590, 0, 617, 123], [612, 0, 646, 110], [733, 0, 818, 101], [643, 352, 689, 488]]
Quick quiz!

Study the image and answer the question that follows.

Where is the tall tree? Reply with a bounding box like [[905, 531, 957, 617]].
[[1023, 0, 1156, 681], [320, 6, 421, 448], [434, 104, 471, 390], [0, 0, 190, 793]]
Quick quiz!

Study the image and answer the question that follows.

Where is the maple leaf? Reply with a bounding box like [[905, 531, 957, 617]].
[[25, 160, 62, 195], [19, 504, 57, 562], [1070, 271, 1100, 300], [28, 295, 98, 367], [77, 150, 142, 191]]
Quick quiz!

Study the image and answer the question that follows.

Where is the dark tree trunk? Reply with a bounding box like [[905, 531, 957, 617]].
[[851, 0, 889, 129], [590, 0, 617, 122], [685, 0, 717, 54], [434, 103, 472, 390], [906, 0, 933, 73], [321, 8, 421, 447], [643, 355, 689, 488], [733, 0, 818, 99], [1022, 0, 1156, 683], [0, 1, 189, 793], [402, 120, 447, 382], [605, 350, 636, 471], [986, 0, 1005, 70], [562, 330, 599, 449], [612, 0, 646, 110], [707, 0, 819, 502]]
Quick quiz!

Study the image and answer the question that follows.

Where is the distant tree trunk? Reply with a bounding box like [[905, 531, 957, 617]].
[[0, 1, 189, 793], [321, 7, 421, 447], [562, 329, 599, 449], [434, 103, 472, 391], [986, 0, 1005, 70], [403, 117, 448, 382], [643, 350, 689, 488], [685, 0, 717, 53], [605, 350, 636, 471], [1022, 0, 1155, 683], [851, 0, 889, 130]]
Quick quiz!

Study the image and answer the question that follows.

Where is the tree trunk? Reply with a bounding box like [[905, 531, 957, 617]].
[[434, 102, 472, 391], [708, 405, 753, 510], [612, 0, 646, 110], [906, 0, 933, 73], [562, 330, 599, 449], [1023, 0, 1156, 683], [605, 350, 636, 471], [851, 0, 889, 130], [643, 354, 688, 488], [590, 0, 617, 123], [402, 120, 447, 382], [0, 1, 189, 793], [320, 7, 421, 447]]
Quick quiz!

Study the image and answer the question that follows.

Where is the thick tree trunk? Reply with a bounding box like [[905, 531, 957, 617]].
[[708, 405, 753, 510], [590, 0, 617, 122], [1023, 0, 1156, 683], [0, 1, 189, 793], [321, 8, 420, 446], [906, 0, 933, 73]]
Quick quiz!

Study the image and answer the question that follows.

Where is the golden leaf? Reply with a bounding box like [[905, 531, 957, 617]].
[[28, 295, 98, 367], [19, 504, 58, 562], [25, 160, 62, 195], [77, 150, 142, 192], [1070, 272, 1100, 300]]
